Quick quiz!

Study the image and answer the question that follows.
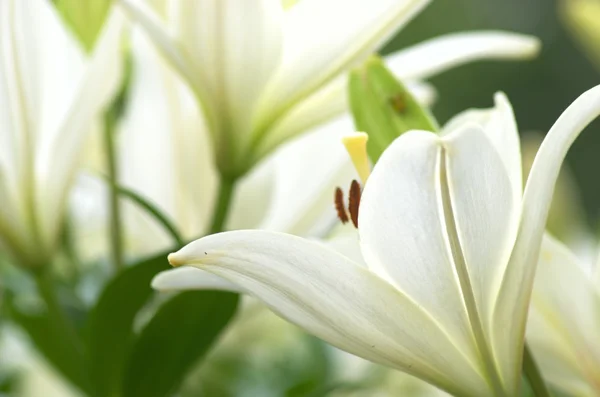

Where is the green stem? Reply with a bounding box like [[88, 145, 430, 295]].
[[104, 110, 125, 272], [523, 343, 552, 397], [207, 176, 237, 235]]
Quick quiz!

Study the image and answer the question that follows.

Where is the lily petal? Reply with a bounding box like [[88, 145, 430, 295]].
[[257, 0, 430, 126], [120, 28, 215, 250], [386, 31, 540, 81], [152, 267, 244, 293], [443, 92, 522, 202], [527, 235, 600, 394], [169, 0, 283, 146], [257, 117, 357, 236], [38, 6, 126, 246], [441, 124, 520, 323], [118, 0, 197, 93], [494, 84, 600, 390], [358, 130, 473, 354], [168, 230, 488, 396]]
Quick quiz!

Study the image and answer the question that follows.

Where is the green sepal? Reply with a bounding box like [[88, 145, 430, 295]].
[[55, 0, 114, 53], [349, 56, 439, 162]]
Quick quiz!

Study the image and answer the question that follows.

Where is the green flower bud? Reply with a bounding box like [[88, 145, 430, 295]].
[[349, 56, 439, 162]]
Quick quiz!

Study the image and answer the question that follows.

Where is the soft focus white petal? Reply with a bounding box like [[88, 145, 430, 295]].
[[227, 158, 275, 231], [152, 267, 244, 293], [255, 78, 435, 160], [386, 31, 540, 81], [258, 0, 430, 124], [118, 0, 198, 91], [169, 0, 283, 147], [38, 6, 126, 247], [258, 117, 357, 236], [527, 235, 600, 395], [443, 93, 522, 197], [494, 84, 600, 390], [442, 124, 520, 326], [168, 230, 488, 396], [358, 130, 476, 360], [120, 28, 215, 254], [527, 308, 597, 397]]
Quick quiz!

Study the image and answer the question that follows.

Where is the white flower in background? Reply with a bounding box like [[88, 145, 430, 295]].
[[118, 0, 539, 177], [112, 28, 357, 258], [164, 86, 600, 396], [0, 0, 124, 268], [527, 234, 600, 396]]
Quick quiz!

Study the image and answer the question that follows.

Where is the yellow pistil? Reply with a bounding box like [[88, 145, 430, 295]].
[[342, 132, 371, 185]]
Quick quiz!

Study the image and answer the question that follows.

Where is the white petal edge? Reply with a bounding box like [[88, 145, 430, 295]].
[[386, 31, 541, 81], [443, 92, 522, 202], [527, 234, 600, 393], [152, 267, 244, 293], [118, 0, 200, 98], [256, 0, 430, 129], [493, 84, 600, 391], [168, 230, 489, 396]]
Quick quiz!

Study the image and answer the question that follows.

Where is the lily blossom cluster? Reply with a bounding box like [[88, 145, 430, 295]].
[[118, 0, 539, 177], [165, 86, 600, 396], [0, 0, 123, 268]]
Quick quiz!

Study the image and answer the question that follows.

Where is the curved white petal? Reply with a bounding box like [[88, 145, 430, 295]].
[[152, 267, 244, 293], [358, 130, 474, 360], [257, 0, 430, 125], [359, 125, 519, 390], [118, 0, 198, 92], [258, 117, 357, 236], [169, 0, 283, 144], [494, 84, 600, 390], [120, 28, 215, 254], [38, 6, 126, 246], [442, 125, 520, 325], [386, 31, 541, 81], [527, 235, 600, 395], [168, 230, 488, 396], [443, 92, 522, 204]]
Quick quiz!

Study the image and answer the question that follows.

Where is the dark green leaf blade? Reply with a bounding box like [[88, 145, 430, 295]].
[[122, 291, 239, 397], [6, 296, 90, 394], [86, 252, 170, 397]]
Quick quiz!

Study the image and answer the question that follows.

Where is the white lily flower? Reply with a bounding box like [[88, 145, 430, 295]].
[[118, 0, 539, 176], [527, 234, 600, 396], [116, 28, 357, 258], [164, 86, 600, 396], [0, 0, 124, 268]]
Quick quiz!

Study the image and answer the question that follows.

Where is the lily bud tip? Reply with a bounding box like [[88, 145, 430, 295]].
[[167, 252, 182, 267]]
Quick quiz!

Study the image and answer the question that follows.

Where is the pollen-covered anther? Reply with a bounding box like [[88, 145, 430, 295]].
[[348, 180, 362, 228], [334, 187, 349, 224]]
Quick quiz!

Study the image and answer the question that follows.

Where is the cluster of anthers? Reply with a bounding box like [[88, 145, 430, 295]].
[[334, 132, 370, 229]]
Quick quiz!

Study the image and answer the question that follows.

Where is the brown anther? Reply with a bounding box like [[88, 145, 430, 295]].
[[334, 187, 349, 224], [389, 94, 406, 114], [348, 180, 361, 228]]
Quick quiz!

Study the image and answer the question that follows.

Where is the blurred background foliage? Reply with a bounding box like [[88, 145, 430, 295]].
[[385, 0, 600, 225]]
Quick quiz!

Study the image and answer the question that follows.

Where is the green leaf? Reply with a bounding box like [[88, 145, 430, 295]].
[[86, 252, 170, 397], [6, 294, 90, 394], [55, 0, 114, 52], [348, 56, 439, 162], [122, 291, 239, 397]]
